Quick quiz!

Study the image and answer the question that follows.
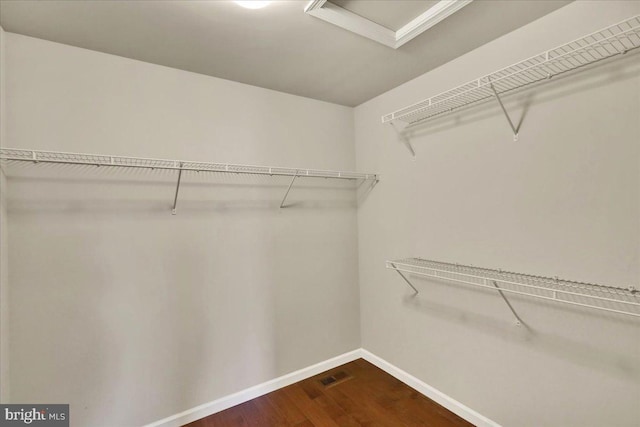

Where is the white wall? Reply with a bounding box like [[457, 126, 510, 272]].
[[0, 23, 9, 403], [355, 2, 640, 426], [5, 34, 362, 426], [0, 169, 7, 404]]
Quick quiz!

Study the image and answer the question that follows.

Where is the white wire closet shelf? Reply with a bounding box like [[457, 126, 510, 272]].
[[0, 148, 379, 214], [386, 258, 640, 320], [0, 148, 377, 180], [381, 15, 640, 130]]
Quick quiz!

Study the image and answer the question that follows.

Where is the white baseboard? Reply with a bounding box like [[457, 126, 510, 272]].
[[144, 348, 499, 427], [360, 349, 501, 427], [142, 349, 362, 427]]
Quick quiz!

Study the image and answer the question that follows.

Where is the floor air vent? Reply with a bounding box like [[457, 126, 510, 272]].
[[319, 370, 351, 387]]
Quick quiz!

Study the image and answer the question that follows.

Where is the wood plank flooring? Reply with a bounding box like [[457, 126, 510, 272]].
[[185, 358, 475, 427]]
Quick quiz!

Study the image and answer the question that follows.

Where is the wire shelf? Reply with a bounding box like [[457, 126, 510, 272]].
[[0, 148, 379, 214], [382, 15, 640, 126], [386, 258, 640, 318], [0, 148, 378, 181]]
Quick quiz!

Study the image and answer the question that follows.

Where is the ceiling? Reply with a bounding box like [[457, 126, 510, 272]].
[[0, 0, 572, 107]]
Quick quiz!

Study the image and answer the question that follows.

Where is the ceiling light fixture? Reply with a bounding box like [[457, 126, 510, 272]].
[[235, 1, 272, 9]]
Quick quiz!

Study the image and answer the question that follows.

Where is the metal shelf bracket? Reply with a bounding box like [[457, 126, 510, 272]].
[[171, 162, 183, 215], [389, 262, 419, 294], [280, 170, 298, 208], [490, 280, 523, 326], [391, 122, 416, 158], [488, 79, 519, 142]]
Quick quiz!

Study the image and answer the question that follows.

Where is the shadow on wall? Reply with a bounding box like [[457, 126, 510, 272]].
[[5, 173, 364, 215], [398, 275, 640, 383], [394, 51, 640, 147], [356, 178, 379, 208], [7, 197, 359, 215]]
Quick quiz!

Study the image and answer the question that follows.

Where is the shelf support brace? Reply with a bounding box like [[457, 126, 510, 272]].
[[171, 162, 183, 215], [488, 79, 519, 141], [391, 122, 416, 158], [390, 263, 419, 294], [491, 280, 523, 326], [280, 171, 298, 208]]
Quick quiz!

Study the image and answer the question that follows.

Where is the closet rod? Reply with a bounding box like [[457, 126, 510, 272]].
[[382, 15, 640, 130], [0, 148, 378, 181], [387, 258, 640, 319]]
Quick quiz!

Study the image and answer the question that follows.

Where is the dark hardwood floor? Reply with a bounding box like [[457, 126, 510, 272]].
[[185, 358, 475, 427]]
